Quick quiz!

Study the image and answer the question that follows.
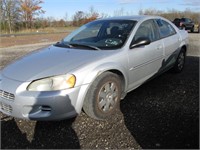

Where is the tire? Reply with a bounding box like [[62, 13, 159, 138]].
[[191, 27, 194, 33], [83, 72, 121, 120], [172, 49, 186, 73]]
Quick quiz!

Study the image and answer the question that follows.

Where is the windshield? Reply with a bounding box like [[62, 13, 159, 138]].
[[60, 20, 136, 50]]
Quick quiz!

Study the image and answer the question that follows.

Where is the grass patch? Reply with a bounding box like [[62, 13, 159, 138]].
[[1, 27, 78, 35]]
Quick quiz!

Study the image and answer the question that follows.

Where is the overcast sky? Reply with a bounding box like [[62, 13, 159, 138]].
[[41, 0, 200, 20]]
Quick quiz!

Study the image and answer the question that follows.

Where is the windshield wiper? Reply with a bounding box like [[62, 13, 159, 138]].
[[70, 43, 101, 50], [55, 41, 101, 50], [63, 43, 73, 48], [54, 41, 74, 48]]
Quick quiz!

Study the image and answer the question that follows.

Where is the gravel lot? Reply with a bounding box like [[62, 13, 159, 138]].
[[0, 33, 199, 149]]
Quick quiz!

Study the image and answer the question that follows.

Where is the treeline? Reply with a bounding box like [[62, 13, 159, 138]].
[[71, 7, 103, 26], [139, 8, 200, 23], [27, 7, 101, 29], [0, 0, 45, 33], [0, 0, 102, 33]]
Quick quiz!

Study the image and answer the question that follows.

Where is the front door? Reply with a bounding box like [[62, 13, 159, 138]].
[[127, 19, 164, 91]]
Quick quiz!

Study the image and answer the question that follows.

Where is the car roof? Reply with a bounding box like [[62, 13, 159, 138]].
[[99, 15, 162, 22]]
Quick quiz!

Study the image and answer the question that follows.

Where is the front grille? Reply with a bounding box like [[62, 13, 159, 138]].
[[0, 102, 12, 114], [0, 90, 15, 101]]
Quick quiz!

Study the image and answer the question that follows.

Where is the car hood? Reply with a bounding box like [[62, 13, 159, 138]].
[[2, 45, 106, 82]]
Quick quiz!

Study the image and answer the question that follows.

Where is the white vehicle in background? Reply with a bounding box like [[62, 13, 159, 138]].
[[0, 16, 188, 120]]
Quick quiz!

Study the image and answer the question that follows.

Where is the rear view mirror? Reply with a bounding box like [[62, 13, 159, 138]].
[[130, 37, 151, 49]]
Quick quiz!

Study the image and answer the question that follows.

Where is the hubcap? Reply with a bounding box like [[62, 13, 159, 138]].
[[98, 82, 119, 113], [178, 52, 185, 70]]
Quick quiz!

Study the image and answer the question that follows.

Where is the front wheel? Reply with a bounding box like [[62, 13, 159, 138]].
[[172, 49, 186, 73], [83, 72, 121, 120], [191, 26, 194, 33]]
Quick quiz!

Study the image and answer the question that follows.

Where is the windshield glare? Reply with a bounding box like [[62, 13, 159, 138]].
[[63, 20, 136, 50]]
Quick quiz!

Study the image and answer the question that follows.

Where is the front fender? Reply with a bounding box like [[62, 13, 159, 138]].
[[73, 61, 129, 113], [82, 62, 129, 87]]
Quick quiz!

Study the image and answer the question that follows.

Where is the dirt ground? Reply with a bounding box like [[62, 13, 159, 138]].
[[0, 32, 69, 48]]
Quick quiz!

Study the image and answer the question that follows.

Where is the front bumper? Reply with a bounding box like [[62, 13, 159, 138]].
[[0, 75, 81, 121]]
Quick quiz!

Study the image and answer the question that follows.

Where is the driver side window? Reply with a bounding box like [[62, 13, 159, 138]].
[[133, 19, 159, 43]]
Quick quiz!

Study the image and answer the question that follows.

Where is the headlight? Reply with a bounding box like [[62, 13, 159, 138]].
[[27, 74, 76, 91]]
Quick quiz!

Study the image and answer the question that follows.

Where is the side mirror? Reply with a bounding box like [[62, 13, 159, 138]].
[[130, 37, 151, 49]]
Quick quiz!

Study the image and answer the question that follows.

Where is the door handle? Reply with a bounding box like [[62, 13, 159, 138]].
[[156, 45, 163, 50]]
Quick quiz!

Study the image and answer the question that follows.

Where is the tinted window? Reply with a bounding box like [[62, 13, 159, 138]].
[[187, 18, 192, 23], [133, 19, 159, 42], [174, 18, 180, 22], [156, 19, 176, 38], [181, 18, 186, 22]]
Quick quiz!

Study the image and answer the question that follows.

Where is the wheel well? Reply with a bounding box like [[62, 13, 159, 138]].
[[107, 69, 126, 98]]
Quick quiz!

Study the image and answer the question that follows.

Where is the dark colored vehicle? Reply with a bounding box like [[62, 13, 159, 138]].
[[173, 18, 195, 32]]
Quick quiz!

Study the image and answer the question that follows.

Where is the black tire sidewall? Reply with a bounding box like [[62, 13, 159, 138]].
[[191, 27, 194, 33], [173, 50, 186, 73], [83, 72, 121, 120]]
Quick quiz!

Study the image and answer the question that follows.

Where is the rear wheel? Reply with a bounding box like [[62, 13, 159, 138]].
[[172, 49, 186, 73], [83, 72, 121, 120]]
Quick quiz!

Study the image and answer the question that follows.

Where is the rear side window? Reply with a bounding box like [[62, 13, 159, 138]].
[[181, 18, 186, 22], [156, 19, 176, 38], [174, 18, 180, 22]]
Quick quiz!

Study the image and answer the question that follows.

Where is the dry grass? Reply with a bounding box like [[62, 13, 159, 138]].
[[1, 27, 77, 34]]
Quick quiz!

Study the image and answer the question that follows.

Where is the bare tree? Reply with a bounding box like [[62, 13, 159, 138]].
[[88, 6, 98, 18], [72, 11, 85, 26], [113, 7, 125, 16], [1, 0, 20, 33], [139, 8, 163, 16], [64, 12, 68, 22], [100, 12, 109, 18]]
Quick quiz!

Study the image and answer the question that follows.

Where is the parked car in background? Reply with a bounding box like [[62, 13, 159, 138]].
[[0, 16, 189, 121], [173, 18, 195, 32]]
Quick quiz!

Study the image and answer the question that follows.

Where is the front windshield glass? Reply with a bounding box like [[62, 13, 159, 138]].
[[62, 20, 137, 50]]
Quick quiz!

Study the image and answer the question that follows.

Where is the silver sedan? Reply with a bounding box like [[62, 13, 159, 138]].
[[0, 15, 188, 120]]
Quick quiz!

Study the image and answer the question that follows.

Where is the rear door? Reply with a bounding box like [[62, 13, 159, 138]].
[[155, 19, 180, 69]]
